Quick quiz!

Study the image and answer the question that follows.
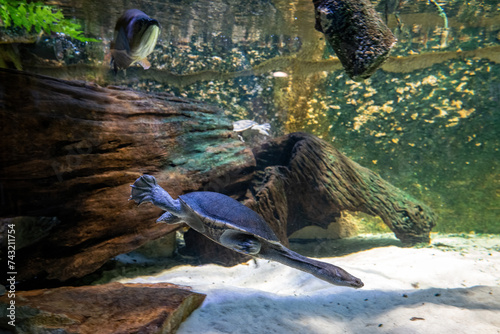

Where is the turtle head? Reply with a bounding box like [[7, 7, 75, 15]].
[[263, 245, 364, 288], [315, 264, 364, 288]]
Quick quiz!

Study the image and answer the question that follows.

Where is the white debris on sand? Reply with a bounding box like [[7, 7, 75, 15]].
[[120, 233, 500, 334]]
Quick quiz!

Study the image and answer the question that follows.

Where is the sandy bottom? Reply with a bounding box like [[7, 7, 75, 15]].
[[120, 234, 500, 334]]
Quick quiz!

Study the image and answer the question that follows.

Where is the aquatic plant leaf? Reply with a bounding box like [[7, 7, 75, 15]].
[[0, 4, 11, 27], [0, 0, 100, 43]]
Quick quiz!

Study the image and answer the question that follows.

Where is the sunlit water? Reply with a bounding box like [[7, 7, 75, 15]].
[[2, 1, 499, 241]]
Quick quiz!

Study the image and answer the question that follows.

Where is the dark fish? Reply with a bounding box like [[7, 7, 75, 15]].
[[110, 9, 160, 72]]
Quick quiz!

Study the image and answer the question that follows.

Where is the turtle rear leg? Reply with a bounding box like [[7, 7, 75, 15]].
[[220, 230, 261, 255], [130, 174, 158, 204], [130, 175, 182, 215]]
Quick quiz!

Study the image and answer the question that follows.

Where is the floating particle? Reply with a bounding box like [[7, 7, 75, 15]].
[[457, 108, 475, 118], [446, 117, 459, 127], [456, 82, 467, 92], [396, 87, 406, 94], [422, 75, 439, 86], [381, 102, 394, 113], [272, 71, 288, 77], [450, 100, 463, 108]]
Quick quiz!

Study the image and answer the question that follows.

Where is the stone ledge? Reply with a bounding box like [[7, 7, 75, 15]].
[[0, 282, 206, 334]]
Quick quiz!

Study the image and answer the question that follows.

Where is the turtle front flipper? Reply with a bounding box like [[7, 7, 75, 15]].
[[157, 211, 182, 225], [220, 230, 261, 255], [130, 175, 183, 215]]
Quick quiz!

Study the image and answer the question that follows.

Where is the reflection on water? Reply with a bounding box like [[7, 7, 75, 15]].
[[1, 0, 499, 233]]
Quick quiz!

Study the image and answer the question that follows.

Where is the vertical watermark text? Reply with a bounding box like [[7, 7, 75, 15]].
[[5, 223, 16, 327]]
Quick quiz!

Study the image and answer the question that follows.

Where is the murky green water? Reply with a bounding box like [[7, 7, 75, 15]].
[[1, 0, 498, 233]]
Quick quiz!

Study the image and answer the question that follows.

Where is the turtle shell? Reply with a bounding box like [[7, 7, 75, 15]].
[[179, 191, 280, 242]]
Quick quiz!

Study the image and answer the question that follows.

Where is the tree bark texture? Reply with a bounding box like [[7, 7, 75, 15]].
[[0, 68, 255, 282], [184, 132, 436, 265]]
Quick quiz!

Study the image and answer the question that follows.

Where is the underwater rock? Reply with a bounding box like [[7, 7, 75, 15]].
[[289, 212, 359, 240], [133, 233, 177, 259], [313, 0, 397, 81], [0, 282, 206, 334]]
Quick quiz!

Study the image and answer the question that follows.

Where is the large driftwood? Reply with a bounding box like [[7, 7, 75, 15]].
[[0, 282, 206, 333], [0, 69, 434, 284], [183, 132, 436, 265], [0, 69, 255, 283]]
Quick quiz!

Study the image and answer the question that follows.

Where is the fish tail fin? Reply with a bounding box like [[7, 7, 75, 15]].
[[138, 58, 151, 70]]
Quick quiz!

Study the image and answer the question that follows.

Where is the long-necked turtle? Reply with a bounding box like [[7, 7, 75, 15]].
[[233, 120, 271, 142], [130, 175, 363, 288]]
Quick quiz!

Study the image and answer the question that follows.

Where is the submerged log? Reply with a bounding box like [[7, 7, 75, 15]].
[[0, 69, 434, 283], [0, 282, 206, 333], [313, 0, 397, 81], [183, 132, 436, 265], [0, 68, 255, 283], [255, 133, 436, 244]]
